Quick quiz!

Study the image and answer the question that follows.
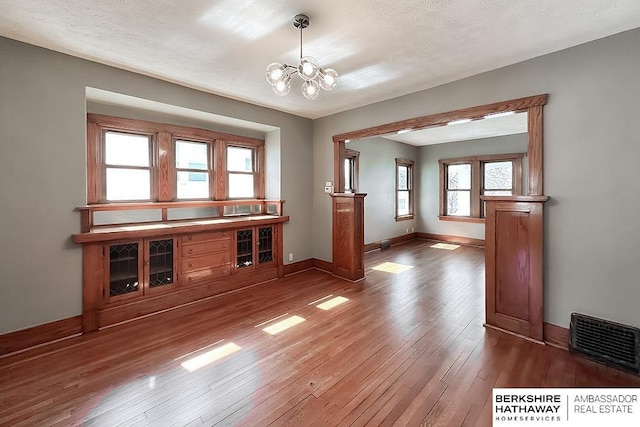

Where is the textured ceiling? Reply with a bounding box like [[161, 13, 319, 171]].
[[2, 1, 640, 119]]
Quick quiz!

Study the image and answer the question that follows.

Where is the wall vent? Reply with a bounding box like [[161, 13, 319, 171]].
[[570, 313, 640, 374]]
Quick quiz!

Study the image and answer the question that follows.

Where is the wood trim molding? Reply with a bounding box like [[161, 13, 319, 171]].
[[88, 113, 264, 146], [544, 322, 570, 350], [332, 94, 548, 143], [528, 105, 544, 195], [364, 232, 417, 253], [313, 258, 333, 273], [417, 232, 485, 247], [0, 316, 82, 357], [283, 259, 315, 276]]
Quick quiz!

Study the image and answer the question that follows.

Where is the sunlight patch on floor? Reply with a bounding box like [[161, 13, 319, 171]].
[[180, 342, 242, 372], [431, 243, 460, 250], [371, 262, 414, 274], [262, 315, 306, 335], [316, 296, 349, 311]]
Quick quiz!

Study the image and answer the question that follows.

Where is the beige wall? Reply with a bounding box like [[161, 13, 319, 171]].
[[313, 28, 640, 329], [346, 137, 419, 244], [3, 27, 640, 334], [418, 133, 528, 240], [0, 37, 312, 333]]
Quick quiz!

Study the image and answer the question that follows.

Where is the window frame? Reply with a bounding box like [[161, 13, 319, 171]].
[[173, 136, 215, 201], [87, 114, 265, 204], [226, 143, 259, 200], [99, 129, 156, 203], [344, 148, 360, 193], [395, 158, 415, 221], [439, 153, 523, 222]]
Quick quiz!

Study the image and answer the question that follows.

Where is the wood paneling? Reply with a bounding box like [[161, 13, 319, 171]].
[[156, 131, 173, 202], [214, 139, 227, 200], [86, 122, 100, 204], [332, 95, 547, 143], [82, 244, 103, 333], [331, 193, 366, 281], [544, 322, 570, 350], [313, 258, 333, 273], [484, 197, 547, 341], [528, 105, 544, 196], [363, 232, 417, 253], [0, 316, 82, 357], [283, 259, 315, 276], [416, 232, 485, 247], [88, 113, 264, 146], [2, 240, 638, 427]]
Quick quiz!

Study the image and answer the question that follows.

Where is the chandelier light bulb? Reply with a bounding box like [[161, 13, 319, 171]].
[[298, 56, 320, 81], [273, 77, 291, 96], [320, 68, 339, 91], [265, 14, 338, 100], [302, 80, 320, 100], [265, 63, 286, 85]]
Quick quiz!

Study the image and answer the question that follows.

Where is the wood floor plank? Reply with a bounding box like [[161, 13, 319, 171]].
[[1, 240, 639, 426]]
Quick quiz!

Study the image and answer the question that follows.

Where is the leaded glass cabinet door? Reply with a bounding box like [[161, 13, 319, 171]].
[[236, 229, 254, 269], [257, 226, 274, 267], [107, 241, 143, 302], [145, 238, 177, 293]]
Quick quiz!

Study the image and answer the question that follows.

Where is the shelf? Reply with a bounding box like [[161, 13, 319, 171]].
[[109, 273, 139, 282], [110, 256, 137, 262], [149, 251, 173, 257]]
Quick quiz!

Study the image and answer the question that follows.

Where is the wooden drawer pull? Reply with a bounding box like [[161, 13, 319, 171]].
[[189, 249, 193, 254], [187, 236, 193, 241], [188, 277, 193, 282], [188, 262, 193, 267]]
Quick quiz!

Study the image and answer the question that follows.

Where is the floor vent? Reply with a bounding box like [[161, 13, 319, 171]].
[[570, 313, 640, 374]]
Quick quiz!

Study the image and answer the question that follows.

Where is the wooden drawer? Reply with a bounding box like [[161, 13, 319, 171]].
[[181, 252, 230, 273], [179, 265, 230, 284], [180, 231, 230, 244], [181, 239, 230, 257]]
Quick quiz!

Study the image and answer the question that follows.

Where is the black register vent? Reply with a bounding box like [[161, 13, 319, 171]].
[[570, 313, 640, 374]]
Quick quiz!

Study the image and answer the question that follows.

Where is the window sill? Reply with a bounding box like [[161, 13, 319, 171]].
[[438, 216, 485, 224], [395, 215, 415, 222]]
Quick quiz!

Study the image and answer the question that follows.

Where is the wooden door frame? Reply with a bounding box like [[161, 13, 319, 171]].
[[331, 94, 548, 336], [332, 94, 546, 196]]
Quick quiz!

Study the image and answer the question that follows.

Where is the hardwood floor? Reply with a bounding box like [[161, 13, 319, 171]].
[[1, 239, 639, 426]]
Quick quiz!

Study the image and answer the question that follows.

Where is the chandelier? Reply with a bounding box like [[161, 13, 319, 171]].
[[265, 14, 338, 100]]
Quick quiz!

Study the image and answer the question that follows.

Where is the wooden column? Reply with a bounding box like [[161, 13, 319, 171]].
[[331, 193, 366, 281], [483, 195, 548, 342]]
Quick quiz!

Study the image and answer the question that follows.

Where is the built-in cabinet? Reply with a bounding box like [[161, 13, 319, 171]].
[[107, 238, 178, 303], [236, 226, 275, 271], [73, 200, 288, 333]]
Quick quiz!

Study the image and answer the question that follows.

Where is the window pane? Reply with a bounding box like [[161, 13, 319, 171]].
[[105, 132, 150, 167], [484, 161, 512, 190], [398, 165, 408, 190], [397, 191, 410, 216], [177, 171, 209, 199], [228, 173, 254, 198], [344, 158, 352, 191], [176, 140, 208, 169], [447, 190, 471, 216], [447, 164, 471, 190], [106, 168, 150, 200], [227, 147, 253, 172]]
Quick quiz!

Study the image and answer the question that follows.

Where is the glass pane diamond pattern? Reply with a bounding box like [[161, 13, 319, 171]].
[[109, 243, 139, 296], [258, 227, 273, 264], [149, 239, 174, 288], [236, 230, 253, 268]]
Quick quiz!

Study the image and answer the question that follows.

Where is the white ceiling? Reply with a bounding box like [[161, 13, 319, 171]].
[[382, 112, 528, 146], [2, 1, 640, 119]]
